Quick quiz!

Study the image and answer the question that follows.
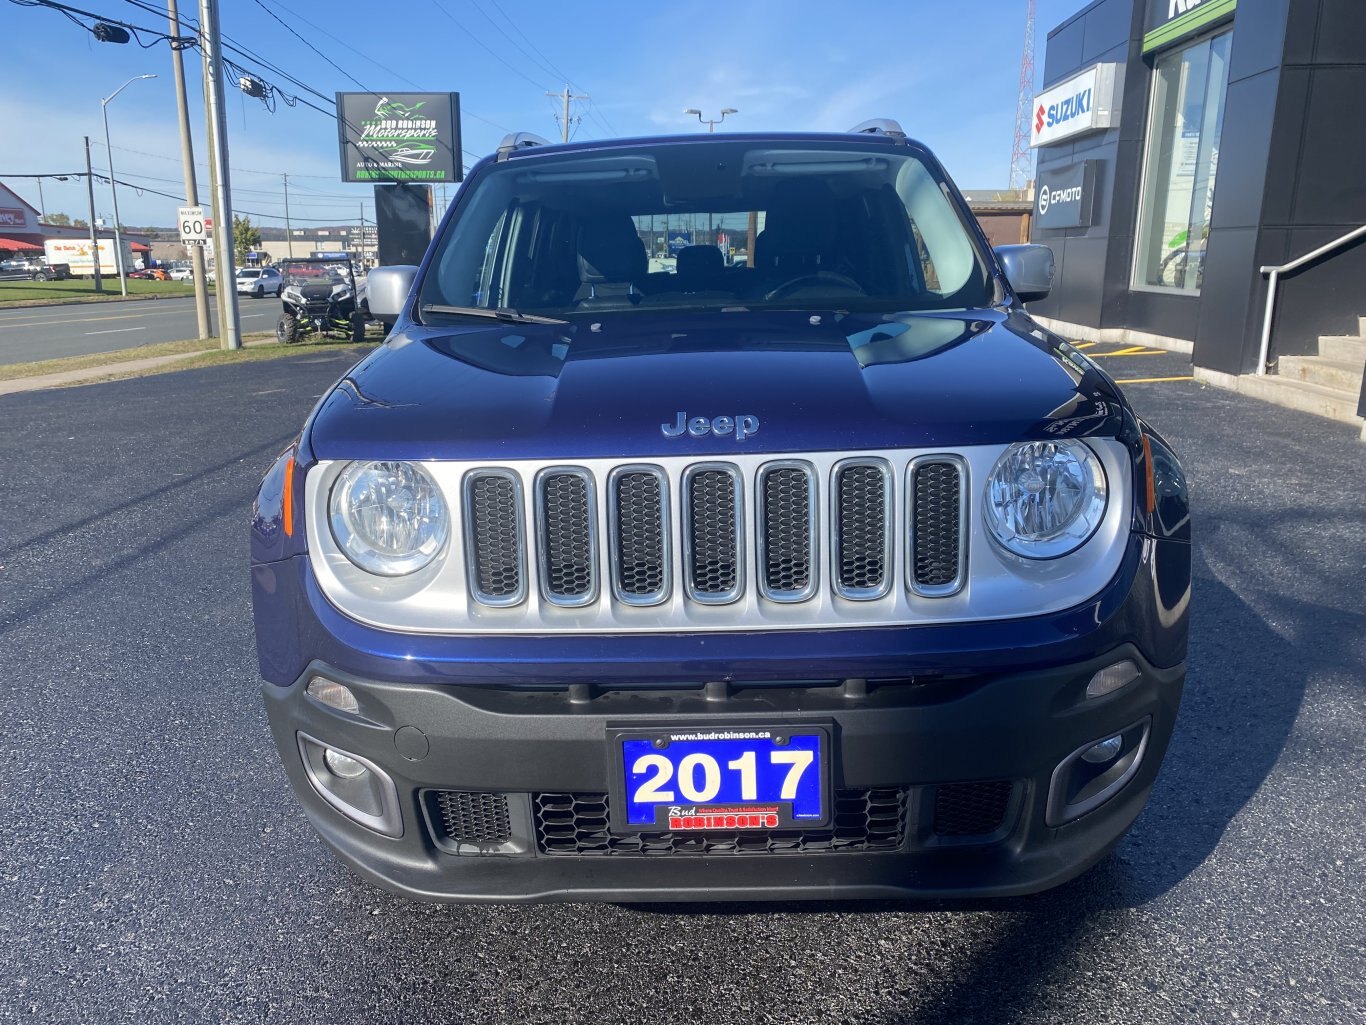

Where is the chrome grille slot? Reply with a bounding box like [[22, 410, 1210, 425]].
[[833, 460, 891, 599], [683, 464, 743, 604], [758, 462, 816, 601], [536, 468, 597, 606], [609, 467, 669, 605], [464, 470, 526, 606], [909, 457, 966, 596]]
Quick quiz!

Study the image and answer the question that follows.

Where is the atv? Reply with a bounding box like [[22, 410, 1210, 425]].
[[275, 256, 367, 344]]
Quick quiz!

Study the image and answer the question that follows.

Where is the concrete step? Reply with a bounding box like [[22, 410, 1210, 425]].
[[1319, 334, 1366, 362], [1278, 355, 1366, 393], [1234, 374, 1364, 423]]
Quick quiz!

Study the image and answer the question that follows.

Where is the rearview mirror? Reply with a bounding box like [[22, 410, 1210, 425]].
[[994, 244, 1055, 303], [365, 265, 419, 321]]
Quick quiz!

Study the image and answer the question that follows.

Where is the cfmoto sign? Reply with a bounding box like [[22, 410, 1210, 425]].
[[1030, 64, 1120, 148], [1034, 161, 1098, 230]]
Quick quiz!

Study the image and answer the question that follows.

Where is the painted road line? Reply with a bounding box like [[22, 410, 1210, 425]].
[[1, 308, 197, 328], [1114, 375, 1195, 384], [1091, 347, 1170, 357], [1072, 340, 1098, 349], [84, 327, 144, 335]]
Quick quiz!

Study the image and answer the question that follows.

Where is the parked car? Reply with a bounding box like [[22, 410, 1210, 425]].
[[0, 256, 72, 281], [167, 262, 193, 281], [236, 266, 282, 297], [128, 267, 170, 280], [250, 121, 1191, 904]]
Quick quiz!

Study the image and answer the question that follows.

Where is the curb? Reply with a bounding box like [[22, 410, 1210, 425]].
[[0, 335, 279, 396]]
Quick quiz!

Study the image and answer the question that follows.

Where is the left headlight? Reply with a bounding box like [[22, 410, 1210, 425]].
[[984, 440, 1107, 559], [329, 460, 449, 576]]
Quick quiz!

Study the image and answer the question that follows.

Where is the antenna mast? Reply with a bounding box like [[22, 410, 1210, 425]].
[[1009, 0, 1037, 193]]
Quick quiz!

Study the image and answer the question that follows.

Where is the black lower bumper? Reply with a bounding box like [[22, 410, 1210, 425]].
[[261, 643, 1184, 902]]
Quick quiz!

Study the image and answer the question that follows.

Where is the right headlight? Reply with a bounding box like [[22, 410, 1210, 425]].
[[329, 460, 449, 576], [984, 440, 1108, 559]]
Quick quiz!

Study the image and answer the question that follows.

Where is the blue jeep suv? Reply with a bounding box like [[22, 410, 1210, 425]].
[[250, 122, 1190, 902]]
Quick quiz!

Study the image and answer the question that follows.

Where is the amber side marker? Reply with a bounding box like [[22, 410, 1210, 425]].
[[283, 455, 296, 537]]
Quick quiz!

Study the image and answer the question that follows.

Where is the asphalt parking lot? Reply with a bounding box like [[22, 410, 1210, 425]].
[[1, 345, 1362, 1024]]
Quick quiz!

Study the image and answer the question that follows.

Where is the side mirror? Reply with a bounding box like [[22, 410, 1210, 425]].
[[364, 265, 419, 321], [994, 244, 1055, 303]]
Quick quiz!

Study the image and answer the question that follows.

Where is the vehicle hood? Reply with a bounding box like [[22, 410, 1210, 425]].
[[306, 308, 1126, 462]]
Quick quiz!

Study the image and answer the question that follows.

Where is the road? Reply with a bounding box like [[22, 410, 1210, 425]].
[[0, 294, 283, 365], [0, 348, 1362, 1024]]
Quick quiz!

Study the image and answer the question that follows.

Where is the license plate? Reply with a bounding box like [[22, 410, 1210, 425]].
[[609, 725, 831, 832]]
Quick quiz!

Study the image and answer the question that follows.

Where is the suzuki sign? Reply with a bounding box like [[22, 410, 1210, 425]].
[[1030, 64, 1120, 148]]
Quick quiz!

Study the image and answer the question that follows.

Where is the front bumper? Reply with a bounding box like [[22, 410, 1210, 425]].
[[263, 644, 1182, 902], [255, 530, 1188, 902]]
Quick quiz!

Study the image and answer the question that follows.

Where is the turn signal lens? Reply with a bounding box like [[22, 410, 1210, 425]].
[[1086, 660, 1140, 699], [306, 676, 359, 714]]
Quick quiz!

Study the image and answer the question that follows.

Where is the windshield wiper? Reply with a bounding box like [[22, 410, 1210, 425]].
[[420, 304, 567, 325]]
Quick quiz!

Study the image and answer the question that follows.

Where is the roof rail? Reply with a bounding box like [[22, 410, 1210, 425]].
[[496, 131, 552, 159], [846, 119, 906, 140]]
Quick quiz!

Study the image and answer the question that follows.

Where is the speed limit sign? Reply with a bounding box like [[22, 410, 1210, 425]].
[[178, 206, 208, 246]]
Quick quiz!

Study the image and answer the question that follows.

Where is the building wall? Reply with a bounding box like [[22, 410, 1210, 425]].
[[1035, 0, 1366, 381]]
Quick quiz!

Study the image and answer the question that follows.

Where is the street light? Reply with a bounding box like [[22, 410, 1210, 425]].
[[684, 107, 738, 133], [101, 73, 157, 296]]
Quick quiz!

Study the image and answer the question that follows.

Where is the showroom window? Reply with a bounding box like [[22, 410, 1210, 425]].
[[1132, 30, 1232, 293]]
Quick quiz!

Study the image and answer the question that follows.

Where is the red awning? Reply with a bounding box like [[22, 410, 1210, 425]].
[[0, 237, 42, 251], [130, 241, 150, 251]]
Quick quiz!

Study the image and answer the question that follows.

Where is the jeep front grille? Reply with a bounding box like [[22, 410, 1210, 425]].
[[454, 455, 964, 614]]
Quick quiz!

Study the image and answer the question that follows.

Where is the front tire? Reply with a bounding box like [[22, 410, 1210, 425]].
[[33, 271, 48, 282], [276, 313, 299, 344], [255, 284, 264, 298], [350, 312, 367, 344]]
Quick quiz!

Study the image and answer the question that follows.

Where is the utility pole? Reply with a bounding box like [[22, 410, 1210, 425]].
[[83, 136, 103, 292], [199, 0, 241, 349], [546, 85, 587, 143], [168, 0, 211, 339], [358, 201, 365, 267], [283, 173, 294, 257], [200, 42, 226, 339]]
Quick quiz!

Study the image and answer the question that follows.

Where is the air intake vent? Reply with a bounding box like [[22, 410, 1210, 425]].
[[427, 790, 512, 846], [833, 461, 890, 598], [683, 465, 742, 603], [534, 788, 907, 856], [609, 467, 668, 605], [931, 780, 1015, 838], [464, 471, 525, 605], [910, 459, 965, 595], [536, 469, 596, 605], [758, 463, 816, 601]]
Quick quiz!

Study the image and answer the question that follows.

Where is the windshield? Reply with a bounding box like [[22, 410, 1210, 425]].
[[418, 138, 993, 320], [238, 269, 260, 278]]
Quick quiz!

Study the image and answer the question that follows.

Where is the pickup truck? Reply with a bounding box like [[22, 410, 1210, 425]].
[[0, 257, 71, 281]]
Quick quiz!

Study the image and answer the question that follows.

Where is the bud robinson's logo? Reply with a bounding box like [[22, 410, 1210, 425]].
[[356, 96, 438, 166], [1035, 104, 1046, 134]]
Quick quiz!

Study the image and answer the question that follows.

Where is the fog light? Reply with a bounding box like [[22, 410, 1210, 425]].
[[306, 676, 359, 714], [1086, 660, 1140, 699], [1081, 734, 1123, 763], [324, 748, 368, 779]]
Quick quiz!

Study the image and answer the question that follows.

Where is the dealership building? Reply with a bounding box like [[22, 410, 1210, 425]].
[[1029, 0, 1365, 437]]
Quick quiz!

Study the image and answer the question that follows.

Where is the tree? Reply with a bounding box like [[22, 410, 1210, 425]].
[[45, 212, 72, 226], [233, 214, 261, 263], [73, 218, 88, 229]]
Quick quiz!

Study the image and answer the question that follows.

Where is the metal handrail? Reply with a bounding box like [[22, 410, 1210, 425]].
[[1257, 223, 1366, 375]]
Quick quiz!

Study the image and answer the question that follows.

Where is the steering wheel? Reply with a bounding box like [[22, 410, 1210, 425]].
[[764, 271, 865, 301]]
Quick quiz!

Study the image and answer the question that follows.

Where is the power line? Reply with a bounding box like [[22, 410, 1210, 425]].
[[428, 0, 553, 94], [246, 0, 369, 90]]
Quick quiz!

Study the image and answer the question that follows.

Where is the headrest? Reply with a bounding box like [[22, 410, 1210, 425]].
[[577, 219, 646, 283], [762, 178, 839, 263], [675, 244, 724, 278]]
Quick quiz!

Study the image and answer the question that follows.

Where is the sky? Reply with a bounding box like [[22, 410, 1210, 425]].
[[0, 0, 1085, 230]]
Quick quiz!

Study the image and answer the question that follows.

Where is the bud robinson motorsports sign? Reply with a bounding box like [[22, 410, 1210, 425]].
[[336, 92, 463, 183]]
